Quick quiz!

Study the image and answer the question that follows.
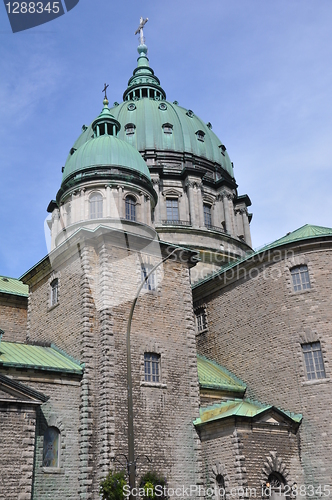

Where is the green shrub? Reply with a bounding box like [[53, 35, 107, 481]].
[[139, 471, 167, 500], [100, 470, 127, 500]]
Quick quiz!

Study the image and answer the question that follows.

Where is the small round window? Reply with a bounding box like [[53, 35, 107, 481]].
[[127, 103, 136, 111], [158, 103, 167, 111]]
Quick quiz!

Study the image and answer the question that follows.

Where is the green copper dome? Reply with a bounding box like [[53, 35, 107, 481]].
[[62, 135, 151, 184], [66, 42, 234, 180], [71, 100, 234, 178]]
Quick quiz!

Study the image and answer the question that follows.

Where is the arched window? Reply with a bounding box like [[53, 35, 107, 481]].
[[290, 265, 311, 291], [215, 474, 226, 500], [43, 427, 60, 468], [125, 195, 136, 221], [90, 193, 103, 219], [267, 472, 286, 500]]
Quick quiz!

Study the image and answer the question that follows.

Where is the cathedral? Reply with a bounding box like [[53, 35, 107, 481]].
[[0, 22, 331, 500]]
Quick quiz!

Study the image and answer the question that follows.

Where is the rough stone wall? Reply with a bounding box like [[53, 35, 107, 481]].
[[240, 426, 303, 489], [199, 421, 303, 499], [195, 247, 332, 486], [109, 254, 202, 491], [29, 377, 81, 500], [0, 404, 36, 500], [25, 238, 202, 498], [27, 256, 83, 361], [0, 294, 27, 343]]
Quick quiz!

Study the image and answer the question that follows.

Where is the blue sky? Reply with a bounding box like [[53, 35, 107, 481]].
[[1, 0, 332, 278]]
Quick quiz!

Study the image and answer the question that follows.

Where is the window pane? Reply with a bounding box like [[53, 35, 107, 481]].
[[166, 198, 179, 221], [302, 342, 325, 380], [144, 353, 160, 383], [125, 196, 136, 221], [43, 427, 60, 467], [90, 194, 103, 219], [291, 265, 311, 292], [50, 279, 58, 306], [195, 309, 207, 332], [141, 264, 156, 290]]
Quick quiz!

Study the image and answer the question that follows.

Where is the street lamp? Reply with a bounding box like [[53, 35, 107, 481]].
[[126, 247, 178, 499]]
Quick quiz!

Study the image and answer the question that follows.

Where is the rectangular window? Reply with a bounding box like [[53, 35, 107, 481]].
[[166, 198, 179, 222], [50, 279, 58, 307], [204, 204, 212, 228], [291, 265, 311, 291], [302, 342, 326, 380], [141, 264, 156, 291], [144, 353, 160, 382], [195, 308, 207, 333]]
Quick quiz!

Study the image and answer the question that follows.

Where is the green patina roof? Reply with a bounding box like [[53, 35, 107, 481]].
[[68, 43, 234, 179], [62, 134, 151, 184], [197, 354, 246, 393], [72, 100, 234, 177], [259, 224, 332, 251], [123, 44, 166, 101], [0, 341, 83, 375], [193, 223, 332, 289], [0, 276, 29, 297], [193, 399, 302, 426]]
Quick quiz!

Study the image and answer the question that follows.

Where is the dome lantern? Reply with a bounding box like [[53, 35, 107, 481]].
[[123, 19, 166, 102], [92, 89, 121, 137]]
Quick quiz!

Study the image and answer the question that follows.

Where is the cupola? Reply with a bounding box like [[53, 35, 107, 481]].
[[123, 21, 166, 102], [91, 97, 121, 137]]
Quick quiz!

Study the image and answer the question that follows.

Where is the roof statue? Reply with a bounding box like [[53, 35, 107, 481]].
[[134, 16, 148, 45]]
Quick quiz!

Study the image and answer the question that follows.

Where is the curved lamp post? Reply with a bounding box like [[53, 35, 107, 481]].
[[126, 247, 178, 499]]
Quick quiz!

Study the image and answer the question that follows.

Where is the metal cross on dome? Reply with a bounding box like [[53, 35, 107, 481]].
[[102, 83, 109, 100], [135, 17, 148, 45]]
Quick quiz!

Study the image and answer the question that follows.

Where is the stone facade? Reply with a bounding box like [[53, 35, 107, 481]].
[[194, 238, 332, 487], [0, 292, 27, 343], [0, 36, 329, 500], [20, 229, 203, 498]]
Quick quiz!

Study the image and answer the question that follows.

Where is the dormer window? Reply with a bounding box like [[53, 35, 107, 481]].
[[125, 123, 136, 136], [162, 123, 173, 134], [196, 130, 205, 142], [219, 144, 226, 155]]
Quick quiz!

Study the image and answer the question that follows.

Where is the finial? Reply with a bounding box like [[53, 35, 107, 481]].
[[102, 83, 109, 105], [135, 17, 148, 46]]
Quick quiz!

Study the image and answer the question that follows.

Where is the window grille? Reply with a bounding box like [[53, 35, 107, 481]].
[[144, 353, 160, 383], [90, 193, 103, 219], [302, 342, 326, 380], [290, 265, 311, 291], [125, 196, 136, 221]]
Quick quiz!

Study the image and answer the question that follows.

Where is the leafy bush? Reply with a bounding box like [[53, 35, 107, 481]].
[[139, 471, 168, 500], [100, 470, 127, 500]]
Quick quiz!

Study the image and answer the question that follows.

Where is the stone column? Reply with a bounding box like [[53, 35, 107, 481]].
[[51, 209, 60, 250], [152, 177, 161, 224], [105, 185, 111, 217], [117, 185, 124, 219], [80, 188, 85, 221], [186, 181, 196, 227], [215, 195, 225, 230], [242, 209, 252, 247], [139, 191, 145, 224], [196, 182, 204, 227], [222, 192, 233, 235], [146, 196, 152, 226], [109, 187, 118, 220]]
